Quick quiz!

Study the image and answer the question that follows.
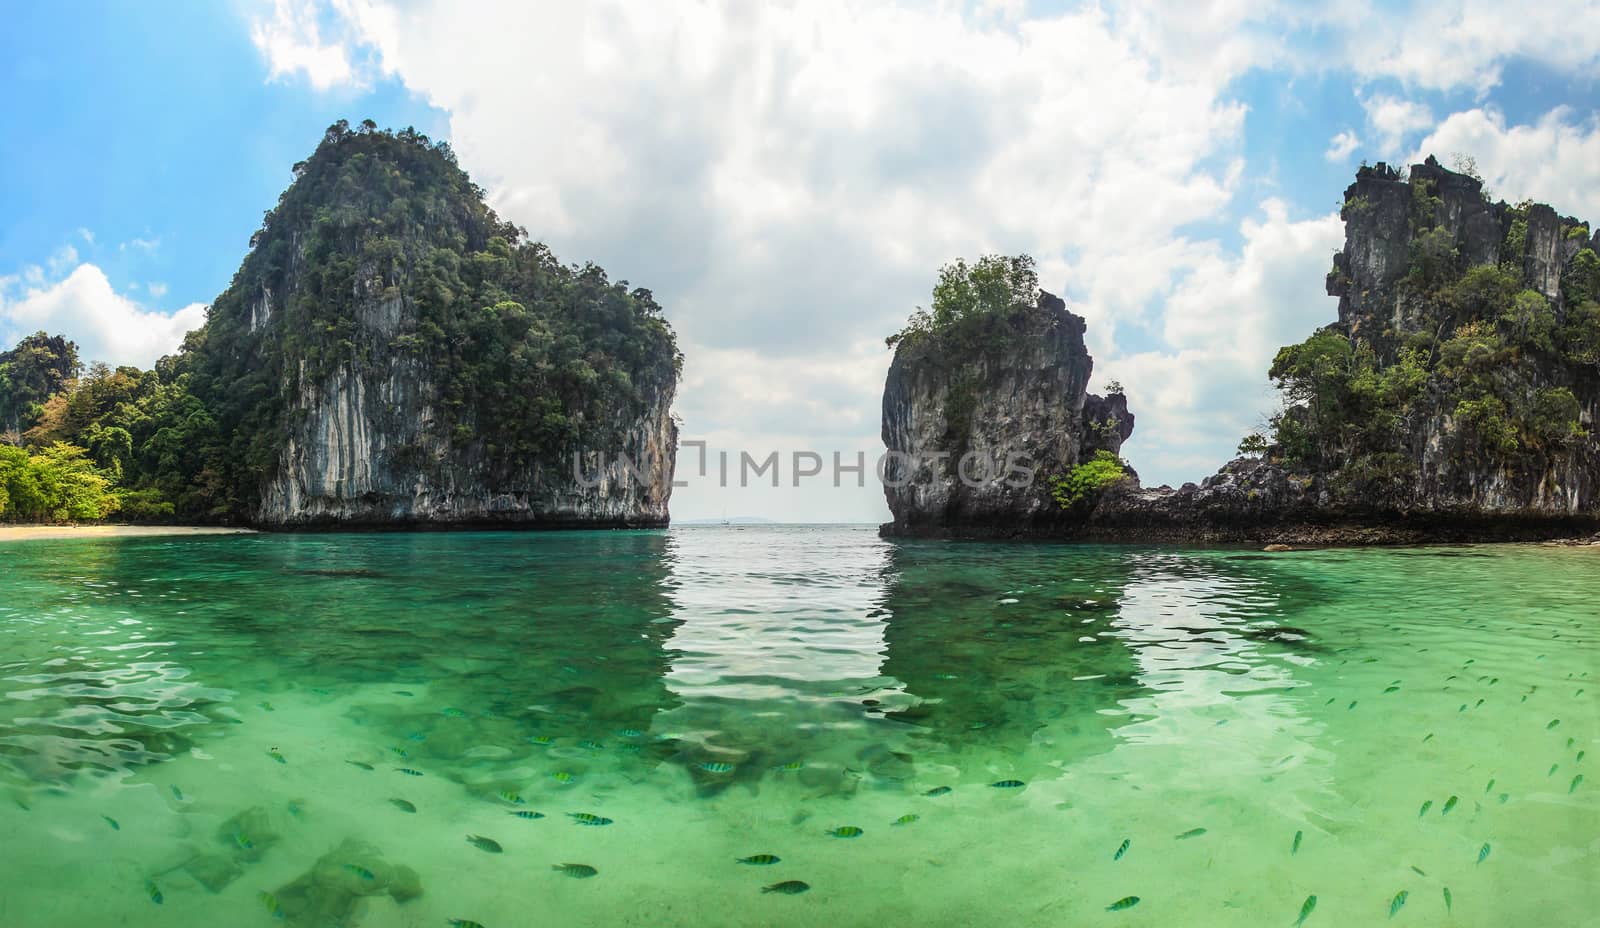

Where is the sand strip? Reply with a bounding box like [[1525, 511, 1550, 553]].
[[0, 524, 255, 542]]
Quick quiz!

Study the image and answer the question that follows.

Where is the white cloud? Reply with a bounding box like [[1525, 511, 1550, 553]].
[[1362, 94, 1434, 156], [77, 228, 94, 245], [119, 235, 160, 253], [250, 0, 361, 91], [1412, 106, 1600, 219], [147, 282, 169, 298], [1111, 201, 1345, 485], [1, 265, 206, 368], [1098, 1, 1600, 96], [45, 245, 79, 277], [1333, 0, 1600, 94], [1325, 130, 1361, 162]]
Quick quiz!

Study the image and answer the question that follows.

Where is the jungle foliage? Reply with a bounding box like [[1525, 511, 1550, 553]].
[[0, 443, 119, 523], [0, 332, 80, 438]]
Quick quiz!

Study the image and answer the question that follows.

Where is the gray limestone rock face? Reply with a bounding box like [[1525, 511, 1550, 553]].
[[880, 291, 1132, 537], [254, 345, 676, 527], [247, 273, 676, 529], [1524, 203, 1566, 302], [1311, 157, 1600, 517], [1107, 157, 1599, 538], [194, 127, 680, 530]]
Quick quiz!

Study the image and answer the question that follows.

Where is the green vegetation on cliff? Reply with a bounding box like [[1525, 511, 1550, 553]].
[[0, 120, 680, 523], [1264, 165, 1598, 503], [886, 254, 1044, 451], [0, 332, 79, 439], [1051, 450, 1130, 509], [886, 254, 1040, 349]]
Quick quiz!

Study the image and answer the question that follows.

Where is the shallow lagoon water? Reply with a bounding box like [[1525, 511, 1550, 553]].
[[0, 526, 1594, 926]]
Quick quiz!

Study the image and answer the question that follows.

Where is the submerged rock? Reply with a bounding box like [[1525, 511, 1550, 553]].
[[183, 851, 244, 893], [272, 837, 422, 926], [216, 805, 281, 863]]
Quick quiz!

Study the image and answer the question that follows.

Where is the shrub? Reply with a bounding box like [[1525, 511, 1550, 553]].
[[1559, 300, 1600, 364], [1498, 290, 1555, 352], [1405, 228, 1459, 293], [1237, 433, 1270, 456], [1454, 397, 1519, 456], [1051, 451, 1128, 509], [1500, 202, 1532, 270], [1527, 388, 1586, 447], [888, 254, 1039, 348]]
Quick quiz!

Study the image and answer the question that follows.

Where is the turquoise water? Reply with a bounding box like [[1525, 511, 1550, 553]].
[[0, 526, 1594, 926]]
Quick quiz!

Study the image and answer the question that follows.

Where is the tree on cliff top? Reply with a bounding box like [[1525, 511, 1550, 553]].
[[0, 332, 81, 434], [887, 254, 1040, 348]]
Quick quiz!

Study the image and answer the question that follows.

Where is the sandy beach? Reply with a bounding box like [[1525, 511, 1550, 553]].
[[0, 524, 255, 542]]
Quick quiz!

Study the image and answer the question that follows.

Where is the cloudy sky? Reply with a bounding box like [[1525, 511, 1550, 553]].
[[3, 1, 1598, 522]]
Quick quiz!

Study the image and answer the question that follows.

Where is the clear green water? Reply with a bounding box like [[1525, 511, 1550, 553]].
[[0, 526, 1594, 927]]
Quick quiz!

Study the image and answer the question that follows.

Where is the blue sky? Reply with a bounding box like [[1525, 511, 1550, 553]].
[[0, 3, 444, 317], [3, 1, 1597, 521]]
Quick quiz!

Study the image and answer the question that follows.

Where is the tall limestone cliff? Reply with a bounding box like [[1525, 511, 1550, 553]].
[[880, 291, 1132, 536], [184, 121, 680, 527], [1097, 156, 1600, 542], [1313, 157, 1599, 514]]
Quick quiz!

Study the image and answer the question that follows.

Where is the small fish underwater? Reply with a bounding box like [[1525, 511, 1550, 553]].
[[1294, 895, 1317, 927], [467, 835, 503, 853]]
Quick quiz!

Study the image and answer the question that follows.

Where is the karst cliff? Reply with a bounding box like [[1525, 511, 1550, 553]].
[[879, 290, 1132, 537], [0, 122, 685, 528], [882, 157, 1600, 542]]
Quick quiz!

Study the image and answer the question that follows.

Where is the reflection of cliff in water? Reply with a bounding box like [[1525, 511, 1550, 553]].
[[252, 531, 688, 771], [875, 541, 1147, 781], [654, 527, 930, 797], [1073, 550, 1337, 806], [2, 532, 686, 788]]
